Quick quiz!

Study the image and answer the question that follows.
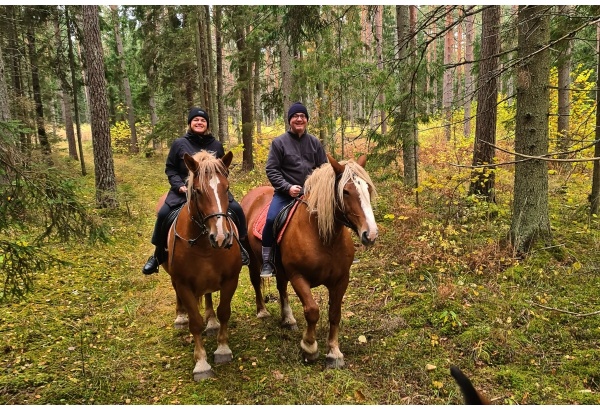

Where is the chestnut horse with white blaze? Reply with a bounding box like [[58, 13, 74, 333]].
[[161, 150, 242, 381], [241, 153, 378, 368]]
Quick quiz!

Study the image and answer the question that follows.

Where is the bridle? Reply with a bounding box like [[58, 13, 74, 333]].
[[334, 172, 360, 235], [173, 173, 235, 248]]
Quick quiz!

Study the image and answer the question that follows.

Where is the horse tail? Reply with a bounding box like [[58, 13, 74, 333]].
[[450, 365, 490, 405]]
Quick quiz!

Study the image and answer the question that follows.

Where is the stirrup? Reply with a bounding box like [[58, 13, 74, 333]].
[[260, 261, 275, 278]]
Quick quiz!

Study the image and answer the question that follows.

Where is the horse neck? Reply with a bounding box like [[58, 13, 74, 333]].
[[179, 196, 206, 236], [298, 196, 346, 245]]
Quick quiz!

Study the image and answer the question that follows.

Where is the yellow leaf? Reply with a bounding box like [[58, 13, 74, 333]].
[[432, 381, 444, 389], [358, 335, 367, 344]]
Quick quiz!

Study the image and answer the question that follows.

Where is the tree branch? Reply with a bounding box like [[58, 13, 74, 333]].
[[528, 300, 600, 317]]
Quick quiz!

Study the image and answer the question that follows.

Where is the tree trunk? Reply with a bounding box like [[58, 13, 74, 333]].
[[463, 11, 474, 138], [590, 20, 600, 216], [195, 7, 207, 109], [375, 5, 386, 135], [65, 6, 86, 175], [234, 9, 254, 171], [556, 5, 573, 162], [110, 5, 138, 154], [442, 6, 454, 141], [205, 5, 218, 140], [510, 5, 552, 254], [81, 5, 118, 209], [396, 5, 417, 189], [7, 6, 29, 154], [53, 9, 78, 160], [279, 12, 293, 127], [469, 5, 500, 201], [25, 7, 52, 162], [214, 6, 227, 143], [0, 41, 11, 121], [254, 47, 262, 140]]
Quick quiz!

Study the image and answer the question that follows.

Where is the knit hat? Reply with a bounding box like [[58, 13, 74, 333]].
[[287, 102, 309, 124], [187, 107, 210, 127]]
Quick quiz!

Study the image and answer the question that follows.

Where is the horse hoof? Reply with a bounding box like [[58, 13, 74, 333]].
[[282, 322, 298, 331], [205, 326, 219, 337], [214, 352, 233, 364], [326, 356, 345, 369], [302, 351, 319, 363], [257, 309, 271, 319], [174, 315, 189, 330], [193, 369, 215, 381]]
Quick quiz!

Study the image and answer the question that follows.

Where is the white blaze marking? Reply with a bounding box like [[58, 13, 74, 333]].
[[353, 176, 378, 241], [209, 175, 226, 241]]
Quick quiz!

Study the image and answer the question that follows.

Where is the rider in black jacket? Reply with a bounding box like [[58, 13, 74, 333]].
[[142, 107, 249, 275]]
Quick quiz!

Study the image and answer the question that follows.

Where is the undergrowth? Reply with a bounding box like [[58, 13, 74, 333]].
[[1, 129, 599, 404]]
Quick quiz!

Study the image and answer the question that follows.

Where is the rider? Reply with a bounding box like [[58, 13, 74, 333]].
[[260, 102, 328, 278], [142, 107, 249, 275]]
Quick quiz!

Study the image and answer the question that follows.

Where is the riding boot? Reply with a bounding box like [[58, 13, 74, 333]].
[[260, 246, 275, 278], [239, 236, 250, 266], [142, 247, 160, 275]]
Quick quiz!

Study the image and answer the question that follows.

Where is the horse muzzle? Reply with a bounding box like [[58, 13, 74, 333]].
[[361, 229, 378, 246], [209, 231, 231, 249]]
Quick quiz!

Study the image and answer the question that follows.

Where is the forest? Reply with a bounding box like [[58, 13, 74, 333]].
[[1, 4, 600, 405]]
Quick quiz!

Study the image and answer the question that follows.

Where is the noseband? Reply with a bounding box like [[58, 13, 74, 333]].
[[334, 173, 360, 235], [173, 181, 234, 247]]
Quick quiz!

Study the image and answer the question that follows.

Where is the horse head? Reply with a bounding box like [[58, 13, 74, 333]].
[[183, 151, 234, 249], [328, 153, 378, 246]]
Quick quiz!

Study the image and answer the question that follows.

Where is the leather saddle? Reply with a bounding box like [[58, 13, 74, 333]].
[[252, 198, 301, 244]]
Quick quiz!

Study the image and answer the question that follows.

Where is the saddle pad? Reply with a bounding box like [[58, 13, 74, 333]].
[[252, 198, 301, 244]]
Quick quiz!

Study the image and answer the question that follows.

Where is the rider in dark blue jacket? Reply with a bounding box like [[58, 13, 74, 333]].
[[142, 107, 248, 275], [260, 102, 328, 278]]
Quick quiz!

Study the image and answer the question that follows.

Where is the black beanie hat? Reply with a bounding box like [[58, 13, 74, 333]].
[[287, 102, 309, 124], [188, 107, 210, 128]]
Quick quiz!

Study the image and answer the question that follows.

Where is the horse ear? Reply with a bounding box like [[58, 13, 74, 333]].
[[357, 154, 367, 168], [221, 151, 234, 169], [327, 153, 344, 175], [183, 152, 197, 172]]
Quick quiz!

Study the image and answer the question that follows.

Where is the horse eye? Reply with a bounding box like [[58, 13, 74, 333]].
[[343, 189, 350, 196]]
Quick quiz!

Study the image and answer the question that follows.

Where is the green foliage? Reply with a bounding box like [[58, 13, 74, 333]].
[[110, 119, 153, 154], [0, 121, 108, 301]]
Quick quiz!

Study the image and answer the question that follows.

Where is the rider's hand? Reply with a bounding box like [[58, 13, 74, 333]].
[[179, 186, 188, 194], [289, 185, 301, 197]]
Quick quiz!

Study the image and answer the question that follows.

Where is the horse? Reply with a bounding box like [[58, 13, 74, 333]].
[[161, 150, 242, 381], [240, 153, 378, 368]]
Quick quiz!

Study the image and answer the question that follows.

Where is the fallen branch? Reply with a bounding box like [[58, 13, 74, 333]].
[[528, 300, 600, 317]]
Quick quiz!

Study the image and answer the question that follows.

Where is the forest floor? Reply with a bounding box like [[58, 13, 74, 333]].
[[1, 126, 600, 404]]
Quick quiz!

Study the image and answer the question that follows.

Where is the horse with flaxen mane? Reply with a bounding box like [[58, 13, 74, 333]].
[[241, 153, 378, 368], [161, 150, 242, 381]]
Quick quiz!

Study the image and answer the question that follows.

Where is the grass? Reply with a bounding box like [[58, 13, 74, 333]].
[[1, 129, 600, 404]]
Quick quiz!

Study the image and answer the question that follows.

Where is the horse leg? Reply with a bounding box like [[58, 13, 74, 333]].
[[213, 279, 237, 364], [172, 281, 189, 330], [325, 281, 348, 369], [248, 258, 269, 318], [176, 285, 214, 381], [203, 293, 220, 337], [289, 276, 319, 363], [276, 276, 297, 330]]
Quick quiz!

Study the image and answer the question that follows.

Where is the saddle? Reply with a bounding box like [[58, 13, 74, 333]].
[[252, 198, 301, 244]]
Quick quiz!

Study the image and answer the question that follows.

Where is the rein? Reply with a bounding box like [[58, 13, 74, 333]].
[[333, 173, 359, 234], [172, 185, 235, 247]]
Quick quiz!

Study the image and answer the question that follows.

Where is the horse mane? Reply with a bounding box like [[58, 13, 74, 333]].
[[186, 151, 227, 194], [304, 159, 377, 243]]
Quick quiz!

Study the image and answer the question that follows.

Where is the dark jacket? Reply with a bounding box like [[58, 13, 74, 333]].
[[164, 131, 225, 207], [265, 130, 328, 194]]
